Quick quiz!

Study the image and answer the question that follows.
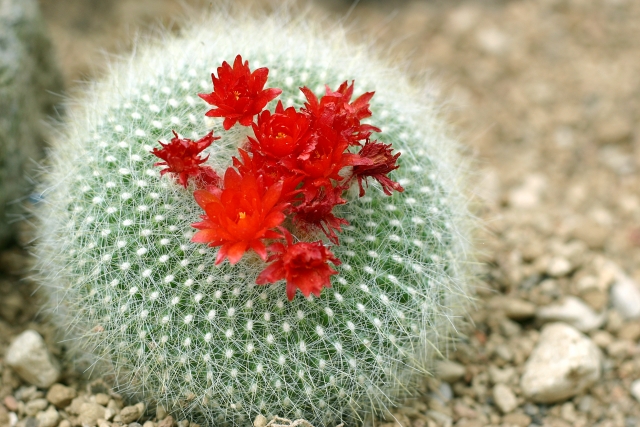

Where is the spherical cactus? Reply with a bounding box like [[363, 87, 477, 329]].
[[35, 9, 473, 427], [0, 0, 63, 245]]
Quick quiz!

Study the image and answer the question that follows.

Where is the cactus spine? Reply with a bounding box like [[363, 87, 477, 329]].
[[0, 0, 63, 245], [35, 10, 473, 426]]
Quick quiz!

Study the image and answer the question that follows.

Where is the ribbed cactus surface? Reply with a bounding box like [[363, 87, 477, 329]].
[[35, 11, 473, 426]]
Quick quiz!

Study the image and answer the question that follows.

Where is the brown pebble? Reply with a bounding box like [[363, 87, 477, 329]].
[[94, 393, 110, 406], [46, 384, 77, 409], [0, 404, 9, 425], [120, 405, 142, 424], [617, 321, 640, 341], [3, 395, 18, 412], [157, 415, 175, 427], [502, 413, 532, 427]]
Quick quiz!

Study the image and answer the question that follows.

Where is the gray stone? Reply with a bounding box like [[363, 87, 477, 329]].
[[493, 383, 518, 413], [521, 323, 601, 403], [5, 330, 60, 388], [610, 275, 640, 319], [536, 296, 605, 332]]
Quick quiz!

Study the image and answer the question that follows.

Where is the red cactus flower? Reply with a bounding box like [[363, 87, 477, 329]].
[[292, 185, 348, 245], [256, 228, 341, 300], [326, 80, 380, 144], [351, 140, 404, 197], [300, 81, 380, 148], [151, 131, 221, 188], [232, 148, 303, 206], [191, 167, 287, 265], [199, 55, 282, 130], [249, 100, 315, 165]]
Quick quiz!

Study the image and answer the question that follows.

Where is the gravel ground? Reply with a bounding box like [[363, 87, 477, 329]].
[[1, 0, 640, 426]]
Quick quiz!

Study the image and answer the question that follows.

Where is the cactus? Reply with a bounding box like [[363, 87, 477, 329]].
[[0, 0, 63, 246], [34, 9, 473, 427]]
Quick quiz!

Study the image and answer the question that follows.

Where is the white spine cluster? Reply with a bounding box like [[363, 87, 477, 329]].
[[34, 8, 473, 427]]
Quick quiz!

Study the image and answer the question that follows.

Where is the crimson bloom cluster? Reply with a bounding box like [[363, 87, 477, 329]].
[[151, 55, 403, 300]]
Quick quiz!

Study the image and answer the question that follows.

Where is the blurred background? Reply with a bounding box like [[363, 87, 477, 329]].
[[6, 0, 640, 425]]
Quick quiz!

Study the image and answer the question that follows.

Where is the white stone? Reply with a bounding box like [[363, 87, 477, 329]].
[[253, 414, 267, 427], [610, 275, 640, 319], [476, 27, 509, 55], [547, 257, 572, 277], [631, 379, 640, 402], [5, 330, 60, 388], [493, 384, 518, 413], [36, 406, 60, 427], [521, 323, 601, 403], [536, 296, 605, 332]]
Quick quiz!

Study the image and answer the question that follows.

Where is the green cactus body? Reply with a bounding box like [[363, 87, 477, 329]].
[[35, 11, 472, 426], [0, 0, 63, 245]]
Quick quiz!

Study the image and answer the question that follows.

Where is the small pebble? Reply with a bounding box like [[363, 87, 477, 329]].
[[24, 399, 48, 417], [521, 323, 601, 403], [46, 384, 77, 409], [4, 396, 19, 412], [493, 383, 518, 413], [503, 298, 536, 320], [536, 296, 605, 332], [610, 275, 640, 319], [254, 414, 267, 427], [120, 405, 142, 424], [156, 405, 167, 420], [5, 330, 60, 388], [631, 380, 640, 402], [501, 413, 531, 427], [546, 257, 572, 277], [94, 393, 110, 406], [435, 360, 466, 383], [77, 402, 106, 426], [35, 405, 59, 427], [157, 415, 175, 427]]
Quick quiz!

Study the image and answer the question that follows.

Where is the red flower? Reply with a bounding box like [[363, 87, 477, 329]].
[[351, 140, 404, 197], [295, 85, 375, 199], [326, 80, 380, 144], [256, 228, 341, 300], [232, 148, 303, 206], [292, 185, 348, 245], [300, 81, 380, 147], [249, 101, 315, 165], [199, 55, 282, 130], [151, 131, 221, 188], [191, 167, 287, 265]]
